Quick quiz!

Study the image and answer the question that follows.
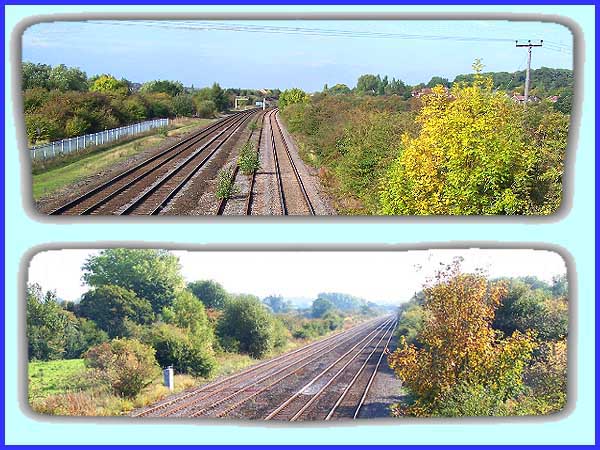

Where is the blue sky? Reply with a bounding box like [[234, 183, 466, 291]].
[[22, 20, 573, 92]]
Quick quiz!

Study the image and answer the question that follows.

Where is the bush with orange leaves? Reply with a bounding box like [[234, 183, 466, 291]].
[[388, 261, 537, 417]]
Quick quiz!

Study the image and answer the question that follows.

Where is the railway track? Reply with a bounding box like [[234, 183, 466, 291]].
[[264, 319, 396, 421], [133, 316, 396, 420], [49, 109, 259, 215], [268, 109, 315, 215], [216, 109, 268, 215], [131, 317, 383, 418]]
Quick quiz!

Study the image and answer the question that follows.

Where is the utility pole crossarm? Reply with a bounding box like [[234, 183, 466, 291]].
[[515, 39, 543, 103]]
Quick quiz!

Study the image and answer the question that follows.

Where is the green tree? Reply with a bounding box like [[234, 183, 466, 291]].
[[194, 99, 216, 118], [327, 83, 351, 95], [188, 279, 229, 309], [278, 88, 309, 110], [64, 317, 109, 359], [172, 93, 195, 117], [356, 74, 380, 95], [311, 297, 336, 318], [426, 76, 450, 88], [210, 82, 229, 111], [551, 274, 568, 298], [79, 285, 155, 337], [162, 290, 212, 341], [140, 80, 184, 97], [396, 303, 426, 346], [89, 74, 129, 96], [493, 279, 568, 341], [27, 284, 72, 360], [48, 64, 88, 91], [217, 295, 280, 358], [263, 295, 292, 313], [22, 62, 51, 90], [82, 249, 185, 314]]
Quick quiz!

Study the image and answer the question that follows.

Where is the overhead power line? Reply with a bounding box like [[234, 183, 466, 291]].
[[89, 19, 551, 45]]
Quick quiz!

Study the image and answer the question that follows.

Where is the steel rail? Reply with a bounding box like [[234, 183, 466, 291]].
[[268, 109, 287, 214], [244, 110, 266, 215], [271, 110, 315, 215], [152, 317, 386, 418], [131, 316, 384, 417], [82, 113, 250, 216], [120, 110, 255, 215], [352, 324, 396, 419], [216, 109, 267, 215], [264, 317, 394, 420], [49, 110, 252, 215], [185, 317, 392, 418], [287, 320, 396, 421], [326, 320, 396, 420]]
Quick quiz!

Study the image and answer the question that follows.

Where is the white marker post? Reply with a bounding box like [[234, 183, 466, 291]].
[[163, 365, 174, 391]]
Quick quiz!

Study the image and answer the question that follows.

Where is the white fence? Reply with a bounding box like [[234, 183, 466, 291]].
[[29, 118, 169, 161]]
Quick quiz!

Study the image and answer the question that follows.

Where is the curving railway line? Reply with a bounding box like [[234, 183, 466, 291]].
[[268, 108, 315, 215], [132, 316, 396, 420], [49, 109, 259, 215], [216, 108, 316, 216]]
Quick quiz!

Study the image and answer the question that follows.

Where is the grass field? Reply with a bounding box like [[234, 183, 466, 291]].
[[27, 326, 347, 415], [28, 359, 87, 401], [32, 117, 214, 200]]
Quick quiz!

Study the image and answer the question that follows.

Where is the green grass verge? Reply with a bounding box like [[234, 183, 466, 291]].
[[32, 118, 213, 201], [28, 359, 87, 400]]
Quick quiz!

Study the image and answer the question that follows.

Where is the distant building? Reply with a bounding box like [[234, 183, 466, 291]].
[[511, 92, 541, 104], [546, 95, 560, 103]]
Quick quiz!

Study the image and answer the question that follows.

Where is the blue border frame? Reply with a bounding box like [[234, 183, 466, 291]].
[[2, 2, 596, 448]]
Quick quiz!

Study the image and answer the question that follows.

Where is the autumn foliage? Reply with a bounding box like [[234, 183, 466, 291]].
[[388, 261, 537, 416], [380, 61, 560, 215]]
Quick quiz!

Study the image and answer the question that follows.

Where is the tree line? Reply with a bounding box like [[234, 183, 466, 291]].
[[280, 60, 570, 215], [389, 260, 568, 416], [324, 66, 573, 112], [27, 249, 381, 413], [21, 62, 277, 145]]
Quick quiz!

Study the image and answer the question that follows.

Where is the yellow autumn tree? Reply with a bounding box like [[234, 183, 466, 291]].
[[388, 260, 537, 416], [380, 60, 534, 215]]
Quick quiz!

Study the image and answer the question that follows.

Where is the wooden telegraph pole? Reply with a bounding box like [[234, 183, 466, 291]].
[[515, 39, 543, 103]]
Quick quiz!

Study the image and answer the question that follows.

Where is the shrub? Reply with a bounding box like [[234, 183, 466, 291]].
[[387, 261, 537, 417], [238, 141, 260, 175], [32, 391, 98, 416], [144, 324, 215, 378], [195, 100, 217, 118], [84, 338, 160, 398], [215, 166, 238, 200], [217, 295, 283, 358]]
